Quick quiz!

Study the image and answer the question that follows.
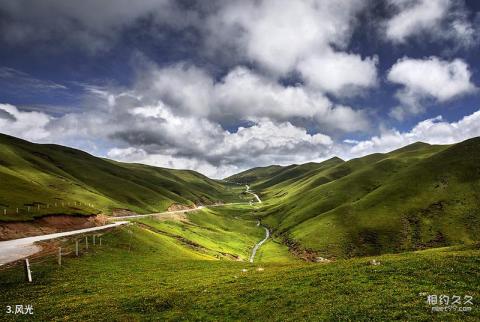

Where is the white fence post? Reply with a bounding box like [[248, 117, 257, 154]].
[[58, 247, 62, 266], [24, 259, 32, 282], [75, 240, 79, 256]]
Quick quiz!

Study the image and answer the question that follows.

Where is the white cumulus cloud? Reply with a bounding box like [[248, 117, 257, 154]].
[[135, 63, 370, 132], [298, 51, 378, 95], [384, 0, 477, 47], [205, 0, 377, 97], [387, 56, 476, 119], [0, 104, 51, 141]]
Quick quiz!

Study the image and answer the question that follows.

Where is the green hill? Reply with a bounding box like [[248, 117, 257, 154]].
[[0, 134, 240, 221], [225, 158, 344, 191], [2, 132, 479, 259], [226, 164, 285, 185], [234, 138, 480, 258], [1, 135, 479, 320]]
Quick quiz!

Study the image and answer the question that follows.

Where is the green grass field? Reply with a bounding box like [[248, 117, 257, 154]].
[[133, 205, 265, 261], [0, 220, 478, 321]]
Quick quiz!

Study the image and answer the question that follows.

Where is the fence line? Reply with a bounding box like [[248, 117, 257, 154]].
[[10, 233, 111, 283], [1, 200, 97, 216]]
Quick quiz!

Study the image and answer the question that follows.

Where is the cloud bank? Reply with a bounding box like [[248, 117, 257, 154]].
[[0, 0, 479, 178]]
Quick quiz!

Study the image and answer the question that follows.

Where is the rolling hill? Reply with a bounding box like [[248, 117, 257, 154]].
[[0, 133, 240, 221], [2, 132, 479, 259], [1, 134, 479, 320], [228, 138, 480, 258]]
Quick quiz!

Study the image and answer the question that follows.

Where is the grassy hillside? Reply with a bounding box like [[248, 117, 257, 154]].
[[0, 222, 478, 321], [0, 134, 241, 221], [123, 204, 294, 263], [226, 164, 285, 185], [133, 205, 266, 261], [226, 158, 344, 188], [239, 138, 480, 258]]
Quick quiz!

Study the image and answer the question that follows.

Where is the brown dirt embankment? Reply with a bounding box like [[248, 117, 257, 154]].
[[167, 203, 195, 211], [0, 214, 109, 241]]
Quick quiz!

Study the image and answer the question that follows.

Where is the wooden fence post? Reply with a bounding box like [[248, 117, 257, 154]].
[[75, 240, 79, 256], [85, 236, 88, 250], [99, 238, 102, 246], [58, 247, 62, 266], [24, 259, 32, 282], [93, 235, 96, 245]]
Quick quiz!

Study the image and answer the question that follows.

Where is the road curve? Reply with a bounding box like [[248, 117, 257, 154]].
[[249, 223, 269, 263], [111, 202, 247, 220], [246, 186, 267, 263], [245, 185, 262, 203], [0, 187, 261, 266], [0, 201, 244, 266], [0, 221, 128, 266], [112, 206, 206, 220]]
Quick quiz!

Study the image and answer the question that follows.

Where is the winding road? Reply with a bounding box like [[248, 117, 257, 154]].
[[249, 222, 270, 263], [112, 206, 206, 220], [112, 202, 247, 220], [0, 203, 225, 266], [0, 186, 268, 266], [245, 185, 269, 263], [245, 185, 262, 203]]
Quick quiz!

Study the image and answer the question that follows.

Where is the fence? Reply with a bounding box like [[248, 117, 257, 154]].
[[1, 201, 98, 217], [1, 225, 134, 284]]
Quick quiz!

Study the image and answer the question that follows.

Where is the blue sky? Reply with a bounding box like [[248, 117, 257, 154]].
[[0, 0, 479, 178]]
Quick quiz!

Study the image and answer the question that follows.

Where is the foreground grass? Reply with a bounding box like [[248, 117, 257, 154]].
[[1, 224, 478, 321]]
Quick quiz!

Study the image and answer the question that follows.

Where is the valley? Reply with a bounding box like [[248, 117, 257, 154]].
[[0, 134, 479, 320]]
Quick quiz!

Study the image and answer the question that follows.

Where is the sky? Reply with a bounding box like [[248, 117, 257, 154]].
[[0, 0, 479, 178]]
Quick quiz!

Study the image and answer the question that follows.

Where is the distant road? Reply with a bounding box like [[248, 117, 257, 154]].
[[0, 202, 246, 265], [0, 188, 263, 266], [246, 187, 268, 263], [249, 223, 270, 263], [0, 221, 128, 266], [113, 206, 206, 220], [245, 185, 262, 203], [112, 202, 246, 220]]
